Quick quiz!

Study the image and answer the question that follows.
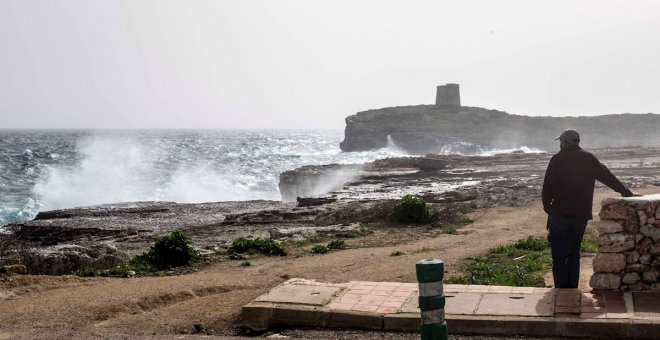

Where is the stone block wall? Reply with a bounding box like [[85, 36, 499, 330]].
[[590, 194, 660, 291]]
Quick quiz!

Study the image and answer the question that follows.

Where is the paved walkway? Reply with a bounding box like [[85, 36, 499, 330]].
[[242, 278, 660, 339]]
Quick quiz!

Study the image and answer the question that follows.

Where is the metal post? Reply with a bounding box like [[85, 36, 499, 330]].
[[416, 259, 448, 340]]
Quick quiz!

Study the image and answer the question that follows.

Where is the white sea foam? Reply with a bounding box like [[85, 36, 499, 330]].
[[438, 142, 545, 156], [33, 136, 159, 210]]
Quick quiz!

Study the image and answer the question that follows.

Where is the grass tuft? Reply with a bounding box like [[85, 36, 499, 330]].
[[310, 245, 329, 254], [327, 239, 347, 250], [445, 236, 551, 287]]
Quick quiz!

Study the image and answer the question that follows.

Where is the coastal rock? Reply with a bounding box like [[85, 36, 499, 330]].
[[296, 197, 338, 207], [20, 243, 126, 275], [0, 264, 27, 275], [590, 273, 621, 290], [593, 253, 626, 273], [267, 223, 364, 240], [279, 164, 362, 203]]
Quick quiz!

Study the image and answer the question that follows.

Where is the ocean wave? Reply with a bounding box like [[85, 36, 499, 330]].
[[438, 142, 545, 156], [26, 131, 408, 213]]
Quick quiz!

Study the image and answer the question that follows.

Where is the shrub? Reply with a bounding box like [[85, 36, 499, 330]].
[[138, 230, 200, 270], [390, 195, 436, 224], [327, 239, 346, 250], [390, 250, 404, 256], [311, 245, 329, 254], [241, 261, 251, 267], [229, 237, 287, 256]]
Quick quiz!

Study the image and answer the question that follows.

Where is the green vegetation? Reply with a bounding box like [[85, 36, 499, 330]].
[[327, 239, 347, 250], [228, 237, 287, 256], [310, 245, 330, 254], [445, 236, 551, 287], [581, 228, 598, 253], [135, 229, 200, 269], [390, 250, 404, 256], [240, 261, 252, 267], [390, 195, 437, 224], [441, 224, 458, 234], [74, 230, 200, 277]]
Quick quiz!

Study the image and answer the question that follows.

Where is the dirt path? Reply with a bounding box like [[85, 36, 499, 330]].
[[0, 187, 657, 337]]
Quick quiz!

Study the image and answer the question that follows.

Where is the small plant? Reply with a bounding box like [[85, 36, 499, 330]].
[[241, 261, 252, 267], [310, 245, 329, 254], [390, 250, 404, 256], [327, 239, 346, 250], [229, 238, 287, 256], [390, 195, 436, 224], [445, 236, 551, 287], [74, 266, 98, 277], [512, 236, 548, 252], [581, 228, 598, 253], [442, 224, 458, 234]]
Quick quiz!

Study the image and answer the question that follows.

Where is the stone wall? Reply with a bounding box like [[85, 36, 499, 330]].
[[590, 194, 660, 291]]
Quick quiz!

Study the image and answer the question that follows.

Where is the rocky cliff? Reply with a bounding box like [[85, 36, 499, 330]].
[[340, 105, 660, 154]]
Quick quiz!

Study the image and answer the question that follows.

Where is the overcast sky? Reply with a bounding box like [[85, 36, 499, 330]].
[[1, 1, 659, 129]]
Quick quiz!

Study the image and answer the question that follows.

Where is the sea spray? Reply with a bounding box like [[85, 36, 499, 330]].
[[0, 130, 408, 226]]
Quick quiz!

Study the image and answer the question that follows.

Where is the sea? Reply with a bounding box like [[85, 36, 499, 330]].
[[0, 129, 543, 228]]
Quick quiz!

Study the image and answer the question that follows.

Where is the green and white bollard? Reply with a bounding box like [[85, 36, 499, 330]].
[[416, 259, 448, 340]]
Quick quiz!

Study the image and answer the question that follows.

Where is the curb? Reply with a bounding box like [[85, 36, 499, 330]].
[[241, 302, 660, 339]]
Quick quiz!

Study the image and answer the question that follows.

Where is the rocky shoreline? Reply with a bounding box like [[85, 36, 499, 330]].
[[2, 147, 660, 275]]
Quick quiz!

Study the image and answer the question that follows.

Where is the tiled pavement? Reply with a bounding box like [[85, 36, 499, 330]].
[[242, 278, 660, 338], [321, 280, 650, 320]]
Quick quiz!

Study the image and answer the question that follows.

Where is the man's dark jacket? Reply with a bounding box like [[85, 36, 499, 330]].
[[542, 144, 633, 220]]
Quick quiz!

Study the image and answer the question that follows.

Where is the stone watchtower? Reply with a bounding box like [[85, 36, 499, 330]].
[[435, 83, 461, 107]]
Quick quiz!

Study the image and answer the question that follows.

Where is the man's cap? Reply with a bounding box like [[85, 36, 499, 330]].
[[555, 129, 580, 143]]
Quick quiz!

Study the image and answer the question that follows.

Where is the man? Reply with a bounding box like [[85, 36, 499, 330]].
[[542, 129, 634, 288]]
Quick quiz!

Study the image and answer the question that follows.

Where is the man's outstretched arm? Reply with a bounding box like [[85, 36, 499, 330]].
[[593, 158, 633, 197]]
